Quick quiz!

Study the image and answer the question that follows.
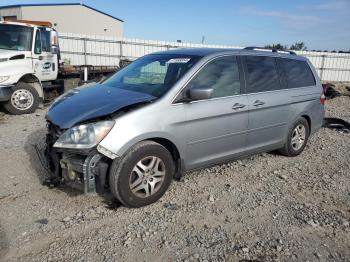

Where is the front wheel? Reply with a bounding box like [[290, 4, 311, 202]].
[[279, 117, 310, 156], [109, 141, 175, 208], [4, 83, 39, 114]]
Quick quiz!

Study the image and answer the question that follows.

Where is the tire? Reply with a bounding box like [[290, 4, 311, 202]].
[[4, 82, 39, 115], [279, 117, 310, 157], [109, 141, 175, 208]]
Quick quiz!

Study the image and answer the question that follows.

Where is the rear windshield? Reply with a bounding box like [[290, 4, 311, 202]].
[[104, 54, 201, 98], [0, 24, 33, 51], [280, 58, 316, 88]]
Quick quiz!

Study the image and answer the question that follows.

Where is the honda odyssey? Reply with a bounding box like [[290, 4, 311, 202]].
[[45, 47, 325, 207]]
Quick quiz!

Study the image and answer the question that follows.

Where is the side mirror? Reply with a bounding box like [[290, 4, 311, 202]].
[[50, 30, 59, 54], [188, 86, 213, 101], [51, 46, 59, 54]]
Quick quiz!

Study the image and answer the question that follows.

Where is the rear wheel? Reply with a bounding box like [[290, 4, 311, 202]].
[[4, 82, 39, 114], [279, 117, 310, 156], [109, 141, 175, 208]]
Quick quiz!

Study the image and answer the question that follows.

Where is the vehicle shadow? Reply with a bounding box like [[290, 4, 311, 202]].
[[24, 127, 119, 206]]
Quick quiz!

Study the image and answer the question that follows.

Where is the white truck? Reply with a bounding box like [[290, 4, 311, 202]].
[[0, 20, 120, 114], [0, 20, 60, 114]]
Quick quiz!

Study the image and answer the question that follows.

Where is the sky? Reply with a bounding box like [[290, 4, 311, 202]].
[[1, 0, 349, 50]]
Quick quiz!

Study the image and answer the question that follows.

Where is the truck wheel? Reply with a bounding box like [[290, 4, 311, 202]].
[[4, 83, 39, 114], [279, 117, 310, 157], [109, 141, 175, 208]]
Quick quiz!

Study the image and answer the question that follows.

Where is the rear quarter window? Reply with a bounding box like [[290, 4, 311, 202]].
[[281, 59, 316, 88]]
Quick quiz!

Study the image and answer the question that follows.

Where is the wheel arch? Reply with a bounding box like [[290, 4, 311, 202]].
[[144, 137, 183, 178], [17, 74, 44, 99], [301, 114, 311, 131], [283, 112, 312, 145], [100, 132, 185, 178], [147, 137, 184, 178]]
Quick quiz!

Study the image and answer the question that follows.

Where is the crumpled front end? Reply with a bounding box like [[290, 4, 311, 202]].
[[44, 121, 110, 194]]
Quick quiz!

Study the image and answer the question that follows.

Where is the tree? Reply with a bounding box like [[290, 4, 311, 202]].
[[264, 43, 287, 50], [290, 42, 307, 51]]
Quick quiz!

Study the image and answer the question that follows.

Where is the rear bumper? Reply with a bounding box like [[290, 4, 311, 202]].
[[0, 85, 14, 102]]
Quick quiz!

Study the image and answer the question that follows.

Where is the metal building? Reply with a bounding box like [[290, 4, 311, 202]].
[[0, 3, 124, 37]]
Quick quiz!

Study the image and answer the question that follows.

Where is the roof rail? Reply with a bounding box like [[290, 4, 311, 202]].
[[244, 46, 296, 55]]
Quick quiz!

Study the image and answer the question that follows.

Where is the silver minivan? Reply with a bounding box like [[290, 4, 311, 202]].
[[45, 47, 325, 207]]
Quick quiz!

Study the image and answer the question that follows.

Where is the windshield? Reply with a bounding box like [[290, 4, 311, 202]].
[[104, 54, 201, 97], [0, 24, 33, 51]]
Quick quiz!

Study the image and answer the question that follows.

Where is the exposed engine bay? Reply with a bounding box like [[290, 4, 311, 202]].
[[44, 121, 110, 193]]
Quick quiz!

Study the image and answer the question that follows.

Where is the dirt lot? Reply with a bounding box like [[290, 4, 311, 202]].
[[0, 83, 349, 262]]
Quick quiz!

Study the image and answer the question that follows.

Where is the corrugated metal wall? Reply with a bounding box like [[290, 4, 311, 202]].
[[59, 32, 350, 82]]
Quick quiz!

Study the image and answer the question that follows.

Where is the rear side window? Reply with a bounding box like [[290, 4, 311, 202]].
[[281, 59, 316, 88], [245, 56, 281, 93], [189, 56, 241, 98]]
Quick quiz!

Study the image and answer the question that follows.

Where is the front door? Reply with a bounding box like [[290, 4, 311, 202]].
[[182, 55, 249, 170], [32, 28, 58, 82]]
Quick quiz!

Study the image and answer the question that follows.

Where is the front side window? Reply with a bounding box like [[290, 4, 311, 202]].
[[105, 54, 201, 97], [34, 30, 42, 54], [0, 24, 33, 51], [188, 56, 241, 98], [281, 58, 316, 88], [245, 56, 281, 93], [40, 28, 51, 52]]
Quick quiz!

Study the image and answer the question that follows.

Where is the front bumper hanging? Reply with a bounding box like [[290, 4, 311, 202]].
[[41, 121, 110, 194], [60, 153, 109, 193], [37, 142, 109, 194]]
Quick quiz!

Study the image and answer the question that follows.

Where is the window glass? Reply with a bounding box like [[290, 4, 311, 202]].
[[281, 59, 316, 88], [105, 54, 200, 97], [34, 30, 42, 54], [0, 24, 33, 51], [188, 56, 241, 98], [124, 61, 167, 85], [245, 56, 281, 93], [40, 28, 51, 52]]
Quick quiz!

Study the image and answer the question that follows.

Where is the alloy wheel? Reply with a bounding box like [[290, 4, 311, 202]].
[[291, 124, 306, 151], [129, 156, 166, 198]]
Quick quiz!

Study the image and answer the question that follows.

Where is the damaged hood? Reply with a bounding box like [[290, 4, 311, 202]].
[[46, 83, 156, 129]]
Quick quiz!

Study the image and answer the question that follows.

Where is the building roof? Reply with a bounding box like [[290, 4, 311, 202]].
[[0, 3, 124, 22]]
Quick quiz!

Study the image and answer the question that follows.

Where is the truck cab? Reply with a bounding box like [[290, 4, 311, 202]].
[[0, 20, 59, 114]]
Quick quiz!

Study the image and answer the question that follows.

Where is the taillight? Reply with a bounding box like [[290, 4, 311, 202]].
[[320, 93, 326, 105]]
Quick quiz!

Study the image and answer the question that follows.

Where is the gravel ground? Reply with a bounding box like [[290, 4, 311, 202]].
[[0, 83, 349, 262]]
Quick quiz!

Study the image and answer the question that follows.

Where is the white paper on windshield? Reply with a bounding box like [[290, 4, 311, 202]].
[[167, 58, 191, 64]]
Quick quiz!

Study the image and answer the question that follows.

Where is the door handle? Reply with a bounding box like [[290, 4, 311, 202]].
[[253, 100, 265, 107], [39, 56, 44, 61], [232, 103, 246, 110]]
